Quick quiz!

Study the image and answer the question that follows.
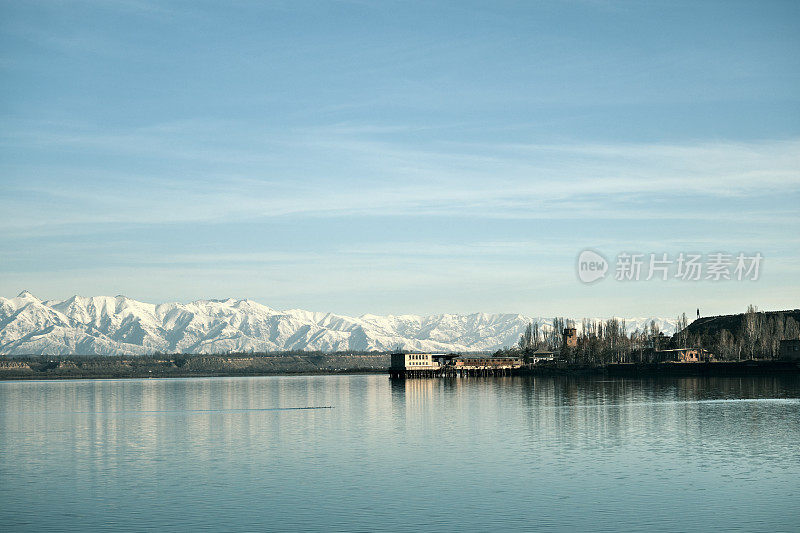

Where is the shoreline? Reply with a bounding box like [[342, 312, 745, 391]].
[[0, 369, 387, 381], [1, 358, 798, 381], [0, 353, 391, 381]]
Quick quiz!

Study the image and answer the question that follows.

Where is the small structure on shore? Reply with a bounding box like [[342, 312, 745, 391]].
[[390, 353, 457, 371], [563, 327, 578, 348], [524, 350, 555, 365], [454, 357, 522, 370], [654, 348, 713, 363], [389, 353, 521, 378]]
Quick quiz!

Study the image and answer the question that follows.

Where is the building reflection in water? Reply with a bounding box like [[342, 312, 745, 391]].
[[388, 374, 800, 463]]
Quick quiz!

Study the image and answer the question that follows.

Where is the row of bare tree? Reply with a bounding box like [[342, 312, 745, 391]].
[[691, 305, 800, 360], [498, 305, 800, 363]]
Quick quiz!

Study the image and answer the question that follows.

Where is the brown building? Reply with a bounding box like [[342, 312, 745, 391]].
[[655, 348, 713, 363], [563, 327, 578, 348]]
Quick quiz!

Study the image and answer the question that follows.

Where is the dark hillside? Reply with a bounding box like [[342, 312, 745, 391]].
[[682, 308, 800, 360], [686, 309, 800, 338]]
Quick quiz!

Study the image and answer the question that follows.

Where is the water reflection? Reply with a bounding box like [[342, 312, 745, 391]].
[[1, 375, 799, 532]]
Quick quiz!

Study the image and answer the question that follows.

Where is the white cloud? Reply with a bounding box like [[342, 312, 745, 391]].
[[2, 119, 798, 236]]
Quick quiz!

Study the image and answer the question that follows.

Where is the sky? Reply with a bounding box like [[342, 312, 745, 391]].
[[1, 0, 799, 318]]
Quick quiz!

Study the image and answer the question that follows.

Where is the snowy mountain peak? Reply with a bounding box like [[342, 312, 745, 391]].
[[0, 292, 677, 356]]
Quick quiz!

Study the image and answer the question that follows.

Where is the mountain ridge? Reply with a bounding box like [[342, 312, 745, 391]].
[[0, 292, 677, 356]]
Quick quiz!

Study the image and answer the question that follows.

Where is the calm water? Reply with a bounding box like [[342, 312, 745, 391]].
[[1, 375, 799, 532]]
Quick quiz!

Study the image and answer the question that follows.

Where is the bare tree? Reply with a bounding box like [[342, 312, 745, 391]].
[[519, 323, 533, 352], [785, 317, 800, 339], [743, 304, 761, 359], [676, 312, 688, 348], [716, 329, 735, 360]]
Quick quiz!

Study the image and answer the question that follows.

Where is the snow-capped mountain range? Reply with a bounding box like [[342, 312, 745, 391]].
[[0, 291, 677, 356]]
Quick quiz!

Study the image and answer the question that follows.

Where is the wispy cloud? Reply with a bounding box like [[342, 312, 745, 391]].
[[2, 122, 798, 235]]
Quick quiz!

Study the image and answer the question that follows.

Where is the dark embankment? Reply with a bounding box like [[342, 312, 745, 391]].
[[511, 360, 800, 377], [606, 360, 800, 376], [0, 353, 391, 380]]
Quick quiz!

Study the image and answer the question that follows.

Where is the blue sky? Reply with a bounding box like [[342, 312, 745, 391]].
[[1, 0, 798, 318]]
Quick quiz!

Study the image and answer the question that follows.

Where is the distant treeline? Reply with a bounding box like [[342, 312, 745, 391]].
[[496, 306, 800, 364], [0, 353, 393, 379], [1, 350, 389, 362]]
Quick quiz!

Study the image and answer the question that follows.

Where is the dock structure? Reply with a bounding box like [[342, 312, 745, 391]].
[[389, 353, 522, 378]]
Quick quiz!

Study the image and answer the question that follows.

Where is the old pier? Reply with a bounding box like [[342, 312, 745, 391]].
[[389, 353, 530, 379]]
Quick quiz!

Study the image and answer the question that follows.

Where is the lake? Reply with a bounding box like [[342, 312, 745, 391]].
[[1, 375, 798, 532]]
